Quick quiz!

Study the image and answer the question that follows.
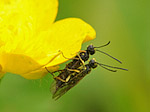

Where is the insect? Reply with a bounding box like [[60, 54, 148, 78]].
[[45, 41, 113, 95], [47, 41, 115, 94], [46, 58, 128, 100], [45, 41, 128, 100], [62, 41, 122, 70]]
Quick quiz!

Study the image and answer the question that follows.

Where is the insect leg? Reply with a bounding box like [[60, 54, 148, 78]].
[[45, 67, 69, 82], [54, 75, 71, 83], [79, 50, 86, 53], [45, 67, 56, 78], [56, 68, 80, 82], [67, 68, 80, 73], [59, 50, 79, 60], [70, 50, 87, 66], [55, 68, 80, 83], [76, 53, 86, 68], [54, 77, 66, 82], [51, 70, 64, 74], [65, 75, 71, 82]]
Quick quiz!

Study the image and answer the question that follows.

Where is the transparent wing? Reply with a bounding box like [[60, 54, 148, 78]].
[[52, 83, 73, 100], [50, 80, 57, 95], [50, 69, 87, 100]]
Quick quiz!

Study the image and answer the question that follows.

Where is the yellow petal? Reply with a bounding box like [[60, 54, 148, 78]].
[[0, 0, 58, 31], [37, 18, 96, 67], [0, 53, 41, 74], [0, 0, 59, 59], [0, 11, 95, 79], [0, 0, 58, 54], [0, 0, 96, 79], [20, 18, 96, 79], [0, 0, 59, 79], [0, 52, 61, 75], [21, 66, 59, 79], [19, 18, 95, 79], [22, 18, 96, 79]]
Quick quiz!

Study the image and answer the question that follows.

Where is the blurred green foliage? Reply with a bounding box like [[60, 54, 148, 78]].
[[0, 0, 149, 112]]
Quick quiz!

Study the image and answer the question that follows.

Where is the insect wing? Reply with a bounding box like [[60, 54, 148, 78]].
[[52, 83, 73, 100], [51, 70, 87, 100], [50, 80, 57, 95]]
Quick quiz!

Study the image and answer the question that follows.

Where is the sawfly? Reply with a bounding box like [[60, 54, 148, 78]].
[[45, 42, 128, 100]]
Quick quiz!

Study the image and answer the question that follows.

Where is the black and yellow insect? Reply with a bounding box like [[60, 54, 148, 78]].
[[45, 42, 128, 100]]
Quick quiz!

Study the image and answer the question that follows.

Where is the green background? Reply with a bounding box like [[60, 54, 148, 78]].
[[0, 0, 149, 112]]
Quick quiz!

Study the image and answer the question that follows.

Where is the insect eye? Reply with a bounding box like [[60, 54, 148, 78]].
[[80, 52, 89, 61], [87, 44, 95, 55], [89, 59, 97, 68]]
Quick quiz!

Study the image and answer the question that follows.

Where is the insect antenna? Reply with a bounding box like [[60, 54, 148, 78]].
[[93, 41, 122, 64], [96, 49, 122, 64], [94, 41, 110, 48], [96, 62, 128, 71], [98, 64, 117, 72]]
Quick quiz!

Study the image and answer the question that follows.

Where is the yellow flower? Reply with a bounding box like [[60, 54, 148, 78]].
[[0, 0, 96, 79]]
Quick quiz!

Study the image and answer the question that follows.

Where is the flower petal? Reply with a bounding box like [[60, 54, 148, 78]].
[[0, 17, 96, 79], [0, 53, 41, 74], [37, 18, 96, 67], [18, 18, 96, 79], [25, 0, 58, 30], [0, 0, 58, 31], [21, 66, 59, 79], [0, 1, 96, 79], [0, 52, 61, 75]]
